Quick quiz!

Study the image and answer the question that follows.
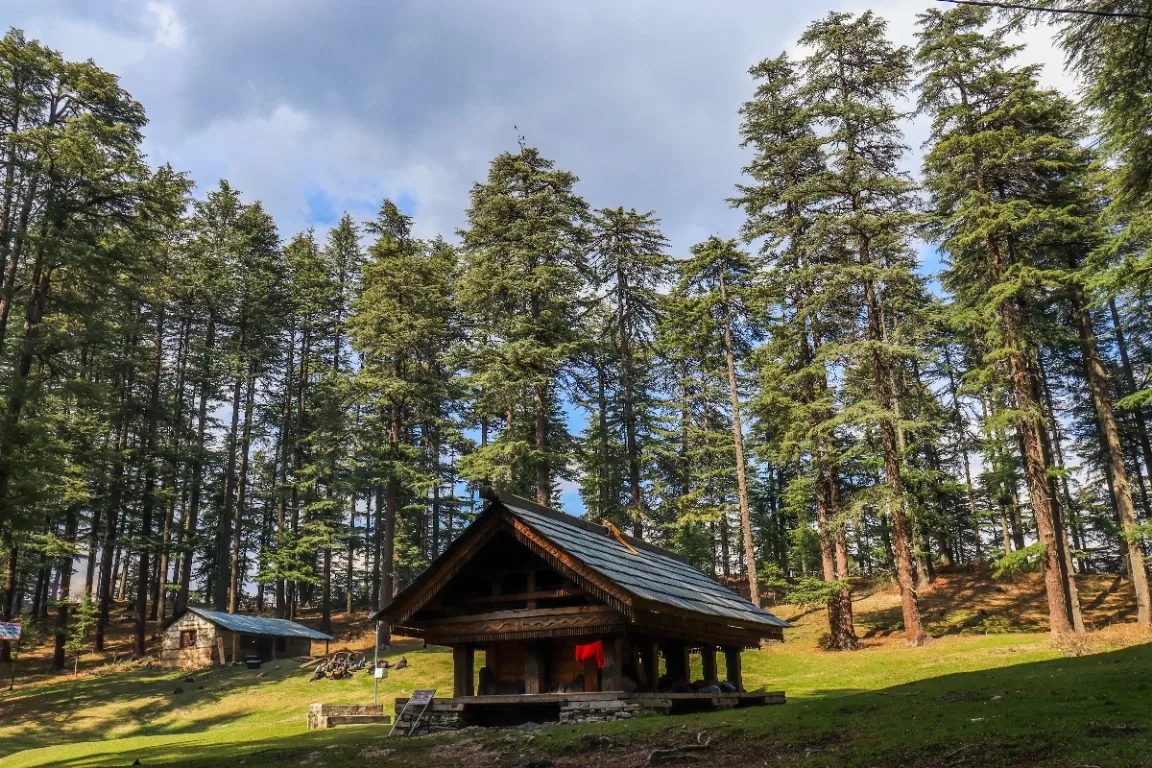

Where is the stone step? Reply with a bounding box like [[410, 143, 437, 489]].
[[324, 714, 391, 728]]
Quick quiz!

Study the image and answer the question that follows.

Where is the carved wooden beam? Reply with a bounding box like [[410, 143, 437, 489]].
[[419, 606, 628, 645]]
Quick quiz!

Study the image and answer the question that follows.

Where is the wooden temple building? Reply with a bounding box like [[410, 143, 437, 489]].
[[375, 488, 790, 727]]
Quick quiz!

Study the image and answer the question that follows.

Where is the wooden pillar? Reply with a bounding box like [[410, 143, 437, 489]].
[[661, 640, 689, 684], [701, 645, 717, 683], [640, 638, 659, 691], [602, 635, 625, 691], [723, 647, 743, 691], [524, 642, 544, 694], [453, 645, 475, 697]]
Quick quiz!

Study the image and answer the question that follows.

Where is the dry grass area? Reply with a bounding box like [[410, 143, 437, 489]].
[[769, 567, 1140, 646]]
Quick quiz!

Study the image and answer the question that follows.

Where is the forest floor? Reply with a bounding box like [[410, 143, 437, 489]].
[[1, 568, 1150, 767]]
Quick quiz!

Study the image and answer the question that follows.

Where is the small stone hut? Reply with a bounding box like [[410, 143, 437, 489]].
[[375, 488, 790, 727], [162, 606, 333, 667]]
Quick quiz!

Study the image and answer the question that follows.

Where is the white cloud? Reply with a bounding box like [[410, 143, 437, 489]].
[[146, 1, 184, 49], [1, 0, 1086, 258]]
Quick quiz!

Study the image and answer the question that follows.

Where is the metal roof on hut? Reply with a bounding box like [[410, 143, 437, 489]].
[[176, 606, 334, 641]]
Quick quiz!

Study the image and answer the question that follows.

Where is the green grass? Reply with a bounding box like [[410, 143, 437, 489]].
[[4, 633, 1150, 768], [0, 640, 451, 768], [3, 573, 1151, 768]]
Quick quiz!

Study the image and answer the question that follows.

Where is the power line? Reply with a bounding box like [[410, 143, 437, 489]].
[[935, 0, 1152, 21]]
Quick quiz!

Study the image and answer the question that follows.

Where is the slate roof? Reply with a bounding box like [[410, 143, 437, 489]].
[[501, 499, 790, 631], [183, 607, 333, 641]]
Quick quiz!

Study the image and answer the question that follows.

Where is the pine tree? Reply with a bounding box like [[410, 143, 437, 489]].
[[350, 201, 458, 615], [0, 28, 151, 661], [917, 5, 1085, 634], [799, 11, 927, 645], [677, 237, 761, 603], [589, 206, 671, 536], [733, 52, 858, 648], [457, 142, 590, 505], [1049, 0, 1152, 209]]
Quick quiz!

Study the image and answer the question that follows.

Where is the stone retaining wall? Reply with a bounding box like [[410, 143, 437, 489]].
[[307, 703, 388, 729], [392, 691, 783, 732], [558, 698, 645, 723]]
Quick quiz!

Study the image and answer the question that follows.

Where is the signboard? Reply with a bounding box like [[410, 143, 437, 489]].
[[409, 689, 435, 705], [389, 689, 437, 736], [374, 666, 387, 679], [0, 623, 20, 641]]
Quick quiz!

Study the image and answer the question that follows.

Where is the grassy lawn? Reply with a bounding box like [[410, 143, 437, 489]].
[[2, 571, 1150, 767]]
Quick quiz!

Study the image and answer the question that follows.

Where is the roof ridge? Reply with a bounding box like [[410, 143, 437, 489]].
[[483, 487, 690, 563]]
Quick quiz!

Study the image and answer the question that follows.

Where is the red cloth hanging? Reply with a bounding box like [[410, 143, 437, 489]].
[[574, 640, 605, 668]]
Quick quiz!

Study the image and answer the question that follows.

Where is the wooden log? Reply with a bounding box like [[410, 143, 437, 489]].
[[701, 645, 717, 683], [723, 647, 742, 691], [660, 640, 690, 684], [524, 642, 543, 694], [453, 644, 475, 697], [602, 635, 624, 691], [640, 638, 659, 691]]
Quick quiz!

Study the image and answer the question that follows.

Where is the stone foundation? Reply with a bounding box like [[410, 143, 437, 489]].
[[558, 697, 645, 723], [393, 690, 783, 732], [307, 703, 391, 729]]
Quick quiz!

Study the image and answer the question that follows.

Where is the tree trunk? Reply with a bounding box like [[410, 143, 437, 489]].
[[1071, 282, 1150, 624], [135, 305, 166, 658], [0, 542, 17, 663], [53, 504, 81, 670], [96, 420, 129, 652], [177, 311, 216, 615], [347, 493, 356, 616], [596, 361, 610, 521], [229, 366, 257, 614], [859, 238, 925, 645], [829, 467, 858, 648], [717, 268, 759, 606], [155, 316, 192, 621], [30, 551, 47, 621], [533, 383, 550, 506], [1110, 298, 1152, 515], [275, 321, 295, 618], [1008, 341, 1079, 635], [944, 347, 983, 561], [617, 268, 644, 538], [1037, 354, 1088, 572], [380, 402, 400, 618], [371, 486, 381, 613], [216, 361, 244, 611]]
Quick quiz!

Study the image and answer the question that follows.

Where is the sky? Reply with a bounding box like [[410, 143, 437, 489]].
[[2, 0, 1081, 513]]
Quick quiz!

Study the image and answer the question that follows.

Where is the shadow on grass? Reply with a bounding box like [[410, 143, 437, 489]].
[[17, 641, 1152, 768], [0, 638, 444, 760], [0, 665, 292, 756]]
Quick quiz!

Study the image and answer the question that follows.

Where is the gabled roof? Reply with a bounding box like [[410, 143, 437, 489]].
[[378, 488, 789, 635], [502, 499, 790, 630], [180, 607, 333, 641]]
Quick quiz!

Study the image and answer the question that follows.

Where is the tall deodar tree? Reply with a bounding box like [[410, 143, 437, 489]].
[[798, 11, 927, 645], [457, 142, 590, 504], [917, 5, 1084, 635]]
